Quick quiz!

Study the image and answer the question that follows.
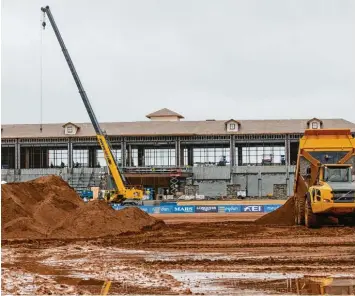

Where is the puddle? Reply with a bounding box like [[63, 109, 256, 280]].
[[282, 276, 355, 295], [168, 271, 355, 295], [54, 276, 104, 286]]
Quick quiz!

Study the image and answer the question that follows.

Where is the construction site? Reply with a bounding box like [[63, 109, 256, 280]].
[[2, 3, 355, 296]]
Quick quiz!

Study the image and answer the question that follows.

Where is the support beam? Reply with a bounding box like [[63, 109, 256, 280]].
[[138, 147, 144, 166], [175, 138, 181, 166], [68, 139, 73, 168], [88, 147, 97, 167], [127, 144, 132, 167], [285, 135, 290, 166], [229, 135, 236, 167], [237, 146, 243, 166], [121, 140, 126, 168], [25, 148, 30, 169], [187, 147, 194, 166], [15, 140, 20, 169], [180, 147, 184, 166]]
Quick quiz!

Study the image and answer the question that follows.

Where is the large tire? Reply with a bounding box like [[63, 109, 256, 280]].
[[294, 198, 299, 225], [294, 197, 305, 225], [305, 198, 319, 228], [338, 217, 355, 227], [298, 197, 305, 226]]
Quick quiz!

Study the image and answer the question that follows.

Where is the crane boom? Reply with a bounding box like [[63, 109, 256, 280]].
[[41, 6, 142, 200]]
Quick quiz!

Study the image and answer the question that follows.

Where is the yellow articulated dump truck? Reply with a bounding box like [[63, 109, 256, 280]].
[[294, 129, 355, 228]]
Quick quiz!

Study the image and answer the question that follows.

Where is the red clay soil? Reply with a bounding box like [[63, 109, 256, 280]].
[[255, 196, 295, 226], [1, 176, 165, 240]]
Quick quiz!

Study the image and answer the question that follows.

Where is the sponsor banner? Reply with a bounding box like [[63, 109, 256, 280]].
[[173, 206, 195, 213], [159, 205, 175, 213], [139, 206, 152, 213], [152, 206, 161, 214], [264, 204, 281, 213], [224, 205, 242, 213], [242, 205, 264, 212], [195, 205, 218, 213], [110, 204, 281, 214]]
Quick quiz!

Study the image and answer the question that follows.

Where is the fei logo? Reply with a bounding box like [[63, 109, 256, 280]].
[[243, 205, 264, 212]]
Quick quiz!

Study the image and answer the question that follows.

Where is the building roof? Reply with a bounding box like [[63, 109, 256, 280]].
[[1, 119, 355, 138], [146, 108, 184, 119]]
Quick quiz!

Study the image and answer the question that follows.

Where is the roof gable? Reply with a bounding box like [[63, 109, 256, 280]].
[[62, 122, 80, 129], [146, 108, 184, 119], [307, 117, 323, 124], [225, 119, 241, 125]]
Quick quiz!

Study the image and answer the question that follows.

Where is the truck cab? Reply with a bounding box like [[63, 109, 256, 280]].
[[309, 164, 354, 208], [305, 164, 355, 227]]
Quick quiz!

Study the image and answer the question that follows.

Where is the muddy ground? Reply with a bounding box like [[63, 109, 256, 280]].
[[2, 213, 355, 295]]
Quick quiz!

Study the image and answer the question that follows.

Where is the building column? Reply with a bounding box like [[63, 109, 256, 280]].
[[138, 147, 144, 167], [121, 140, 126, 168], [187, 147, 194, 166], [127, 144, 132, 167], [285, 135, 290, 166], [88, 147, 97, 167], [25, 148, 30, 169], [229, 135, 236, 167], [68, 140, 73, 168], [180, 147, 184, 166], [40, 148, 49, 168], [237, 146, 243, 166], [175, 138, 181, 166]]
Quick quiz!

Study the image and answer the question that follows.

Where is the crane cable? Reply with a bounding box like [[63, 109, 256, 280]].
[[40, 11, 46, 132]]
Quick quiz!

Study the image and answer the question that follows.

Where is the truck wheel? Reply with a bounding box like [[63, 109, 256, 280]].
[[294, 198, 299, 225], [298, 197, 305, 226], [338, 217, 355, 227], [305, 198, 319, 228]]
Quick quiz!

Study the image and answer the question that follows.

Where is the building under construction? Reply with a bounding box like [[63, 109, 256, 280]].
[[2, 108, 355, 199]]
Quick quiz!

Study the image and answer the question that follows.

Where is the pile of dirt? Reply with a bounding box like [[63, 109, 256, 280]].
[[1, 176, 165, 240], [255, 197, 295, 226]]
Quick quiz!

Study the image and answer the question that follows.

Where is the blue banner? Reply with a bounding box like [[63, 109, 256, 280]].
[[195, 205, 218, 213], [173, 206, 195, 213], [223, 205, 242, 213], [241, 205, 264, 212], [151, 206, 161, 214], [110, 203, 282, 214], [159, 205, 175, 214], [264, 204, 281, 212]]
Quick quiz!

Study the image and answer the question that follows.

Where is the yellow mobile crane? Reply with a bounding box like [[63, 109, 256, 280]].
[[41, 6, 143, 202]]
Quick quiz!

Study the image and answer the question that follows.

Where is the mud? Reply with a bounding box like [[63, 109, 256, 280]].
[[1, 176, 165, 240], [2, 214, 355, 295]]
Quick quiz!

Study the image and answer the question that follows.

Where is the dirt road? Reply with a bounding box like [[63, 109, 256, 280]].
[[2, 213, 355, 295]]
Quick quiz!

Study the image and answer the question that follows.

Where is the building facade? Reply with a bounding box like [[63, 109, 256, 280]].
[[2, 109, 355, 199]]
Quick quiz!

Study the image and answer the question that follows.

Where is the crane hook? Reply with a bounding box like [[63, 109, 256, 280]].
[[42, 10, 46, 30]]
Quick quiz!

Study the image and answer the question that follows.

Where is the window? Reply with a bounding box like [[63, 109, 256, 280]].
[[48, 149, 68, 168], [242, 146, 285, 165], [145, 149, 176, 166], [230, 123, 236, 130], [193, 147, 230, 166], [311, 122, 318, 129], [324, 166, 351, 182], [67, 126, 73, 133]]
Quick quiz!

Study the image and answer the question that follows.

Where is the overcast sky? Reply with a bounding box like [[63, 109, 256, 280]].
[[1, 0, 355, 124]]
